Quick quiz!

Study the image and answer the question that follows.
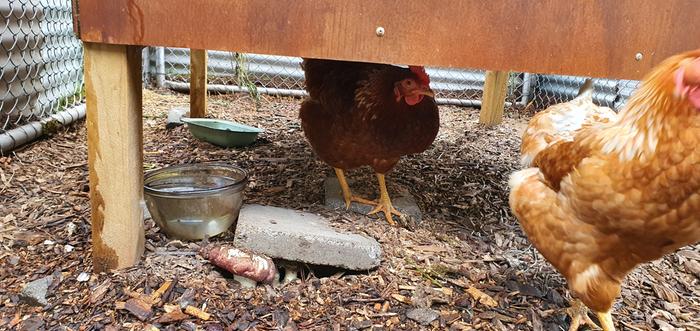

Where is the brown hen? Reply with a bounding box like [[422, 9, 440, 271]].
[[509, 50, 700, 331], [300, 59, 438, 225]]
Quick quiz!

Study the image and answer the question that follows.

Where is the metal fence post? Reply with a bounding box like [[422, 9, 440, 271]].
[[142, 47, 151, 86], [156, 47, 166, 88]]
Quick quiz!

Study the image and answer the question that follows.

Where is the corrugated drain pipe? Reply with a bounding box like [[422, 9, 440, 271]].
[[0, 104, 86, 154]]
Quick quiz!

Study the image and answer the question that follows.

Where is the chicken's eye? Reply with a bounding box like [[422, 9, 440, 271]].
[[403, 80, 415, 87]]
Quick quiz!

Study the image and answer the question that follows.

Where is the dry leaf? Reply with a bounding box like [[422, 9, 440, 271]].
[[184, 305, 211, 321], [466, 286, 498, 308], [685, 260, 700, 277], [163, 304, 180, 313], [530, 309, 544, 331], [676, 250, 700, 261], [89, 280, 112, 304], [124, 298, 153, 321], [654, 319, 678, 331], [391, 293, 412, 305], [413, 245, 448, 253], [12, 231, 44, 245], [652, 283, 680, 303], [150, 280, 174, 303], [494, 233, 504, 247], [157, 307, 189, 324]]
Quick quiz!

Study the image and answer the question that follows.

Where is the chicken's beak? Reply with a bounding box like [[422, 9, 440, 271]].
[[415, 86, 435, 98], [417, 90, 435, 98]]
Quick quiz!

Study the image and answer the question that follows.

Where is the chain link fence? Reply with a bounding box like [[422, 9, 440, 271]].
[[156, 48, 543, 108], [154, 48, 641, 112], [532, 75, 641, 111], [1, 0, 84, 133]]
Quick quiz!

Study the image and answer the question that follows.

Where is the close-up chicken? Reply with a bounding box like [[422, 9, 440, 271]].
[[509, 49, 700, 331], [299, 59, 439, 226]]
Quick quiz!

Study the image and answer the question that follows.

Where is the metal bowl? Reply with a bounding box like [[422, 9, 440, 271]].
[[143, 163, 248, 240]]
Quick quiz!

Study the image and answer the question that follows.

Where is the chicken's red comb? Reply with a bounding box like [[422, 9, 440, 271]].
[[409, 66, 430, 85]]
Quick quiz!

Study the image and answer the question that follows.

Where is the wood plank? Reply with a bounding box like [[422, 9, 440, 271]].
[[480, 71, 510, 126], [84, 43, 145, 272], [189, 49, 208, 118], [73, 0, 700, 80]]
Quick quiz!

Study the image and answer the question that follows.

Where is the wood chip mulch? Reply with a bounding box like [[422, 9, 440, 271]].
[[1, 89, 698, 330]]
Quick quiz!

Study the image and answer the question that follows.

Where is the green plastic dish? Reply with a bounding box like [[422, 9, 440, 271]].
[[181, 118, 263, 147]]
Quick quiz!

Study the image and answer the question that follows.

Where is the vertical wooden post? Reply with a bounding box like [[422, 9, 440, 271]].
[[480, 71, 510, 126], [84, 43, 145, 272], [190, 49, 208, 118]]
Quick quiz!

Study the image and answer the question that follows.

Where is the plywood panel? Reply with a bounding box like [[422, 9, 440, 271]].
[[73, 0, 699, 79]]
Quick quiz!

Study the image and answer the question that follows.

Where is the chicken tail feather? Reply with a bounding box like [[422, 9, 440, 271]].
[[576, 78, 594, 99]]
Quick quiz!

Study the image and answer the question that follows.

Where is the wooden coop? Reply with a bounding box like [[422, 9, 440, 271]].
[[69, 0, 699, 272]]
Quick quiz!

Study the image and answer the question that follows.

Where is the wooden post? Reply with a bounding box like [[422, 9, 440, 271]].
[[190, 49, 208, 118], [84, 43, 145, 272], [480, 71, 510, 126]]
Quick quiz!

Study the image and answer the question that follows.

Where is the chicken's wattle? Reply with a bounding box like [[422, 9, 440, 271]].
[[676, 58, 700, 108], [689, 87, 700, 109], [405, 94, 424, 106]]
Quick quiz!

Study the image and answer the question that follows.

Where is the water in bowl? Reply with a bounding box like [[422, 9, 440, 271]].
[[163, 215, 234, 239], [150, 174, 240, 193]]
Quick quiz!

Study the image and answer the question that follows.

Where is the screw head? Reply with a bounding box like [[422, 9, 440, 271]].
[[635, 52, 643, 61], [375, 26, 385, 37]]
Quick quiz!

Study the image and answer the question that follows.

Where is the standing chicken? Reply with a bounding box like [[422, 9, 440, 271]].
[[300, 59, 438, 226], [509, 49, 700, 331]]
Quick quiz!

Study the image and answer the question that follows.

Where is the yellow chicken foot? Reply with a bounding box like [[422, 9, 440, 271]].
[[566, 299, 603, 331], [597, 311, 615, 331], [333, 168, 375, 209], [367, 173, 401, 226]]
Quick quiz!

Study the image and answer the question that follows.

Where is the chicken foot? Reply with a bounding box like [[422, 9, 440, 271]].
[[334, 168, 376, 208], [596, 311, 615, 331], [566, 299, 607, 331], [367, 173, 401, 226]]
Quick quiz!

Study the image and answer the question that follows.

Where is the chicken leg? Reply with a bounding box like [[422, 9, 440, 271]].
[[566, 299, 612, 331], [334, 168, 375, 209], [596, 311, 615, 331], [367, 173, 401, 226]]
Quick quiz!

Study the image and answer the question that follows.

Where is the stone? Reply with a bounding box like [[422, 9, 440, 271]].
[[323, 177, 422, 222], [76, 272, 90, 282], [406, 308, 439, 326], [234, 205, 382, 270], [166, 107, 189, 129], [18, 316, 44, 331], [141, 199, 152, 220], [19, 276, 53, 306], [7, 255, 19, 266]]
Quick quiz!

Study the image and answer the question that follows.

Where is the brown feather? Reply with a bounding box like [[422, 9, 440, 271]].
[[299, 59, 439, 174], [531, 140, 591, 191], [509, 49, 700, 314]]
